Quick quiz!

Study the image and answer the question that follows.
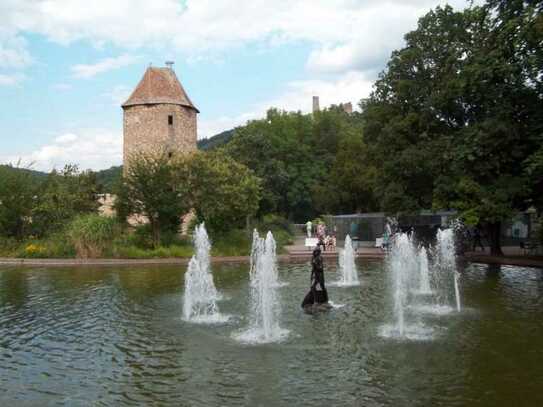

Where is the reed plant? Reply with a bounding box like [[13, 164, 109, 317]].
[[66, 214, 117, 258]]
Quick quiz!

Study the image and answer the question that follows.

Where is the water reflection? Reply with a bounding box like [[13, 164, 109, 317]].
[[485, 263, 502, 276], [0, 262, 542, 406]]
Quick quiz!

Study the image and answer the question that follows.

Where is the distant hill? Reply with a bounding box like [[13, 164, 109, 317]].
[[95, 165, 122, 192], [92, 128, 238, 191], [0, 164, 121, 192], [2, 129, 235, 192], [197, 129, 235, 151], [0, 164, 48, 181]]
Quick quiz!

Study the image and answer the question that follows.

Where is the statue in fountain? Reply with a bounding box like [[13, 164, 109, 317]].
[[301, 247, 331, 313]]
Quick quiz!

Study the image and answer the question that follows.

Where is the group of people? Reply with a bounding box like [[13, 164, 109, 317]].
[[319, 234, 336, 251], [306, 220, 337, 251]]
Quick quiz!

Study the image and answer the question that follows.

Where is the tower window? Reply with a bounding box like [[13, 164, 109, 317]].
[[168, 152, 173, 158], [168, 115, 173, 125]]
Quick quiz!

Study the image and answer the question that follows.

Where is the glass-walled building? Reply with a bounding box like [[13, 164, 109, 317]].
[[323, 210, 536, 248], [324, 211, 457, 247]]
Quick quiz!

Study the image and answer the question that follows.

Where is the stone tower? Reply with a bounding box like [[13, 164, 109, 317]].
[[312, 96, 320, 113], [122, 63, 199, 171]]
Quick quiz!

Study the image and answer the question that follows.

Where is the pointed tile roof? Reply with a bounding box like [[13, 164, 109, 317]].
[[122, 67, 199, 112]]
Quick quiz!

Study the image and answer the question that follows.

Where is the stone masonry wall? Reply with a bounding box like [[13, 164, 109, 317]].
[[123, 104, 197, 172]]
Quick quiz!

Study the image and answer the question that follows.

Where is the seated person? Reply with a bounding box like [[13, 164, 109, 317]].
[[326, 234, 336, 251], [318, 235, 326, 251]]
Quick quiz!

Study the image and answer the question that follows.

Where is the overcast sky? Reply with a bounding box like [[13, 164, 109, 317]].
[[0, 0, 478, 171]]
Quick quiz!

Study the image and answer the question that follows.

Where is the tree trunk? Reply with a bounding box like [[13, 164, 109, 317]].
[[245, 215, 251, 235], [487, 221, 503, 256], [151, 218, 160, 248]]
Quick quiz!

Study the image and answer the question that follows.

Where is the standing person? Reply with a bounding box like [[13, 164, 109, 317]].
[[317, 222, 328, 250], [306, 220, 312, 238], [350, 222, 358, 240], [473, 226, 485, 252], [317, 222, 324, 240], [382, 227, 390, 252], [301, 247, 330, 310]]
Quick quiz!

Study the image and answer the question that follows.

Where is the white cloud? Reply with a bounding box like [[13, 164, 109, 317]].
[[199, 113, 256, 140], [305, 0, 480, 75], [2, 128, 122, 171], [0, 33, 33, 69], [0, 0, 484, 155], [102, 85, 132, 106], [0, 73, 24, 86], [71, 54, 140, 78], [264, 71, 372, 113], [1, 0, 481, 75], [54, 133, 78, 143], [307, 41, 390, 75]]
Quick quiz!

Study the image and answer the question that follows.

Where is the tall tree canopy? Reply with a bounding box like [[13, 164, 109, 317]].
[[180, 151, 262, 234], [362, 1, 543, 254], [116, 150, 261, 242], [226, 107, 377, 221], [0, 164, 37, 239], [117, 152, 189, 246]]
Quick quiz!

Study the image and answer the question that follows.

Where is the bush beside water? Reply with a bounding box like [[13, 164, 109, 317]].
[[0, 215, 294, 259], [67, 215, 118, 258], [14, 234, 75, 258]]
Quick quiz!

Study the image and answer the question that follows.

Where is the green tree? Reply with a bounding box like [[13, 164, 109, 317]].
[[226, 109, 316, 219], [181, 151, 262, 234], [0, 164, 37, 239], [226, 107, 376, 220], [362, 3, 543, 254], [312, 121, 378, 214], [117, 152, 191, 247], [485, 0, 543, 215], [66, 214, 118, 258], [439, 0, 543, 254], [31, 164, 99, 237]]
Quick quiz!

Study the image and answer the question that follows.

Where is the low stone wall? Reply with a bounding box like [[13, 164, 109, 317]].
[[463, 254, 543, 268], [0, 257, 249, 267], [3, 254, 540, 268]]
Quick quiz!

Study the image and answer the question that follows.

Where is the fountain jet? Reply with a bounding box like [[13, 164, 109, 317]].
[[335, 235, 360, 286], [236, 230, 288, 343], [436, 228, 461, 312], [380, 232, 433, 340], [183, 223, 227, 323], [417, 247, 432, 294]]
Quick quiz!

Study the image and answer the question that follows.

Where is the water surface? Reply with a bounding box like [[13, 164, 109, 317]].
[[0, 261, 542, 406]]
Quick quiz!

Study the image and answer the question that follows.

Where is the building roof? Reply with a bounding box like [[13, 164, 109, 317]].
[[122, 67, 199, 112]]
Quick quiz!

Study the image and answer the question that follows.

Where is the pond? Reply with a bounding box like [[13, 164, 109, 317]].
[[0, 260, 542, 406]]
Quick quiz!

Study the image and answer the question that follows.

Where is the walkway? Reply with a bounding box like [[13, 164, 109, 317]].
[[1, 245, 540, 269], [464, 248, 543, 268], [284, 235, 385, 260]]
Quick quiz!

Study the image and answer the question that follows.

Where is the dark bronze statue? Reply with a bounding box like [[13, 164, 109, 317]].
[[301, 247, 331, 313]]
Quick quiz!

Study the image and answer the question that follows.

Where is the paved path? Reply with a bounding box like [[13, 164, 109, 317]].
[[285, 234, 385, 260]]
